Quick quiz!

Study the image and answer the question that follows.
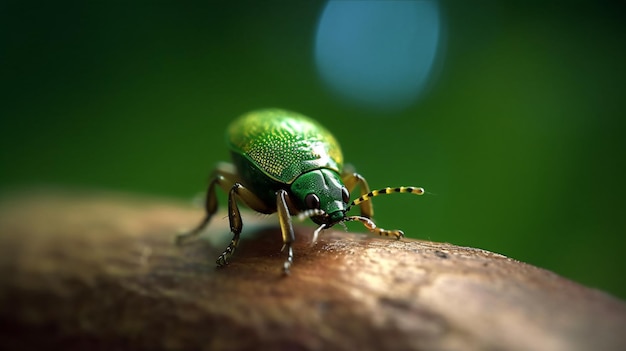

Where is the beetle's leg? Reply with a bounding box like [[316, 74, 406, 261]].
[[175, 176, 221, 245], [176, 162, 237, 245], [215, 183, 243, 266], [276, 189, 295, 274], [346, 215, 405, 240], [176, 163, 238, 245], [216, 182, 273, 266], [341, 171, 374, 218]]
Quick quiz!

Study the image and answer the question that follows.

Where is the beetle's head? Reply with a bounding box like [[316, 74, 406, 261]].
[[290, 169, 349, 226]]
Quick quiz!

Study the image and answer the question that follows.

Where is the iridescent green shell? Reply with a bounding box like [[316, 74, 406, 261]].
[[227, 109, 343, 184]]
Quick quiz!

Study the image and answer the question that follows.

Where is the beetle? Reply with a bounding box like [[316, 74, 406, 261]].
[[176, 109, 424, 273]]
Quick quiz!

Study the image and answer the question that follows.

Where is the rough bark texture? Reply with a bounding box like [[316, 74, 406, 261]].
[[0, 190, 625, 351]]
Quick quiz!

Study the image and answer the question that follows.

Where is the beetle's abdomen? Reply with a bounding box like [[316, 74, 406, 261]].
[[228, 109, 343, 184]]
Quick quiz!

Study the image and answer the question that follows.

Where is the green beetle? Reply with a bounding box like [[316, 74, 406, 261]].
[[176, 109, 424, 273]]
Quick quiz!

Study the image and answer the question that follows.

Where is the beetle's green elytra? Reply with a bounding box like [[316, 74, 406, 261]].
[[176, 108, 425, 274], [228, 109, 343, 184]]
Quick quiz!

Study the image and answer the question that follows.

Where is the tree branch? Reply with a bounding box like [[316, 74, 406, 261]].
[[1, 190, 625, 350]]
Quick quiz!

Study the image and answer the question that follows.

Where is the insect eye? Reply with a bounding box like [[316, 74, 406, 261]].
[[341, 187, 350, 204], [305, 193, 321, 210]]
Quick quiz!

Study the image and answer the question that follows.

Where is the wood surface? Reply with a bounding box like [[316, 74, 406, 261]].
[[1, 190, 625, 350]]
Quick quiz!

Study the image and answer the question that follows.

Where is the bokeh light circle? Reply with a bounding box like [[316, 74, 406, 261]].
[[315, 0, 442, 112]]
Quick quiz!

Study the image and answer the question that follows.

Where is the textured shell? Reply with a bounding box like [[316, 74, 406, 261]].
[[228, 109, 343, 184]]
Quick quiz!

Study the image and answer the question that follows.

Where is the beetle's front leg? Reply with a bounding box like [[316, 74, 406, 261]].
[[342, 171, 374, 218], [276, 189, 295, 274]]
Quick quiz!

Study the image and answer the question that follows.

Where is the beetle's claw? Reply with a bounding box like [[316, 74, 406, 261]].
[[283, 259, 292, 275], [216, 257, 226, 266], [175, 230, 196, 246], [396, 230, 405, 240], [281, 243, 294, 275], [216, 244, 236, 266], [216, 254, 229, 266]]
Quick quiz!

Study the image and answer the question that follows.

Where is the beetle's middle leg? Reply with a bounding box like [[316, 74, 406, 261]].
[[215, 182, 274, 266], [176, 162, 239, 245], [342, 171, 374, 218], [219, 187, 297, 273]]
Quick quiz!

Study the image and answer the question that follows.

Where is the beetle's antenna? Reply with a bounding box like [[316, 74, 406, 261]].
[[297, 208, 327, 221], [346, 186, 425, 212], [345, 215, 404, 240]]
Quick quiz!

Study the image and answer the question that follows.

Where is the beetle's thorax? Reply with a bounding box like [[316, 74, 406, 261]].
[[290, 169, 348, 224]]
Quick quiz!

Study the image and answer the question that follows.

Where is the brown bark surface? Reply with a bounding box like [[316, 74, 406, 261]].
[[1, 190, 625, 351]]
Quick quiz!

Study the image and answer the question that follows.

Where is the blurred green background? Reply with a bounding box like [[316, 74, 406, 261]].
[[1, 1, 625, 299]]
